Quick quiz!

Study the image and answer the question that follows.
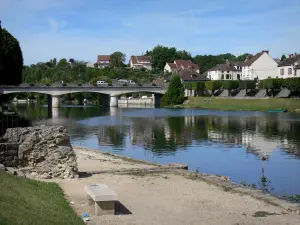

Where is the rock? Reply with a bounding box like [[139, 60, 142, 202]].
[[0, 164, 5, 171], [5, 167, 17, 175], [3, 126, 78, 179], [16, 170, 26, 178]]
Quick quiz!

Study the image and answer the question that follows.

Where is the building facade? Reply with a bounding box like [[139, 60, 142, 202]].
[[129, 56, 152, 70], [164, 60, 200, 74], [277, 53, 300, 79], [241, 50, 278, 80], [207, 62, 242, 80]]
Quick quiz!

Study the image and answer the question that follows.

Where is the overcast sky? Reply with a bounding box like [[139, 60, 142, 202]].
[[1, 0, 300, 65]]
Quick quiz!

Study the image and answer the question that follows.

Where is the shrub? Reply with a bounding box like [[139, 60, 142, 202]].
[[45, 83, 50, 86], [221, 80, 239, 90], [196, 82, 205, 91], [77, 83, 82, 86], [283, 77, 300, 91], [239, 80, 256, 90], [205, 80, 222, 92]]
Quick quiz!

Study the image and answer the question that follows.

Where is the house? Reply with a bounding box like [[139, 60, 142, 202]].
[[96, 55, 111, 68], [241, 50, 278, 80], [296, 65, 300, 76], [277, 53, 300, 78], [207, 61, 243, 80], [178, 69, 208, 82], [129, 56, 152, 70], [86, 62, 95, 68], [164, 60, 200, 74]]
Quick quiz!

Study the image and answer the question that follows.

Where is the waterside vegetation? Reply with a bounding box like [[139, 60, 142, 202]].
[[0, 172, 84, 225]]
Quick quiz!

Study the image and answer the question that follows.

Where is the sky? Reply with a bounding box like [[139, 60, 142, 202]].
[[1, 0, 300, 65]]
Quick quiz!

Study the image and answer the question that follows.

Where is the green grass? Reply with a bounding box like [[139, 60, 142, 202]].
[[184, 97, 300, 112], [0, 172, 84, 225]]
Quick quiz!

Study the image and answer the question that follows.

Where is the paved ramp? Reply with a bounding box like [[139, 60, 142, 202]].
[[235, 89, 247, 97], [255, 89, 266, 97], [218, 90, 229, 97], [275, 88, 291, 98]]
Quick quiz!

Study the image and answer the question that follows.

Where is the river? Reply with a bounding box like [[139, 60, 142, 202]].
[[13, 103, 300, 197]]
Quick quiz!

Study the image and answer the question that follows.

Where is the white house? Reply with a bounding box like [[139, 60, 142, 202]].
[[86, 62, 95, 68], [129, 56, 152, 70], [277, 53, 300, 78], [241, 50, 278, 80], [164, 60, 200, 74], [96, 55, 111, 68], [207, 61, 243, 80]]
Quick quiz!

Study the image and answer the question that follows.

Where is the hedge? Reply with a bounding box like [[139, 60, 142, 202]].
[[259, 78, 300, 90], [221, 80, 239, 90], [205, 80, 222, 91]]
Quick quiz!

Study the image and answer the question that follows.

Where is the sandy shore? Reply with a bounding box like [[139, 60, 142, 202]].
[[56, 146, 300, 225]]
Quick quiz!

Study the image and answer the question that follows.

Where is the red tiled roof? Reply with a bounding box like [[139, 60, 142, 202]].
[[130, 56, 151, 64], [97, 55, 111, 62], [167, 63, 177, 69], [173, 60, 200, 70]]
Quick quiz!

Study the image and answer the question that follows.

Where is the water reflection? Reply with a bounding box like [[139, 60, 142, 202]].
[[13, 104, 300, 195]]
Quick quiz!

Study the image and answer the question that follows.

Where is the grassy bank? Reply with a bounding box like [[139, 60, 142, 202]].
[[0, 172, 84, 225], [183, 97, 300, 112]]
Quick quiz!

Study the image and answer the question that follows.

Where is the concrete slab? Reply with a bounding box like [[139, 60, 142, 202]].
[[84, 184, 117, 202]]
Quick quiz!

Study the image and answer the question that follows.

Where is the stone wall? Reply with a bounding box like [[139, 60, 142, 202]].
[[3, 125, 78, 179], [0, 143, 18, 167]]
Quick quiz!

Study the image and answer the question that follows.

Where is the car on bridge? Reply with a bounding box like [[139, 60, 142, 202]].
[[117, 79, 136, 84]]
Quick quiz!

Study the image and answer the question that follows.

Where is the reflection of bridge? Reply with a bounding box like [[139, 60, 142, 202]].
[[1, 85, 166, 108]]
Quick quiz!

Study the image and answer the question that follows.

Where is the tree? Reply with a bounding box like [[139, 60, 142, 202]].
[[0, 21, 24, 86], [161, 75, 184, 106], [236, 53, 253, 61], [281, 54, 287, 61], [110, 51, 126, 68]]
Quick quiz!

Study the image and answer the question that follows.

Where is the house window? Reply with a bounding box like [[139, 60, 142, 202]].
[[227, 71, 230, 73], [221, 74, 224, 79], [222, 71, 224, 73], [280, 69, 284, 75], [226, 74, 230, 79], [237, 74, 240, 80], [288, 68, 292, 75]]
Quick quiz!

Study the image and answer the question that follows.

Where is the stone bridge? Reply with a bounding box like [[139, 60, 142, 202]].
[[0, 85, 166, 107]]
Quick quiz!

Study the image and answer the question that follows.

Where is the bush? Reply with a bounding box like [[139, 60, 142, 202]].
[[205, 80, 222, 91], [239, 80, 256, 90], [77, 83, 82, 86], [45, 83, 50, 86], [283, 77, 300, 91], [221, 80, 239, 90], [196, 82, 205, 91]]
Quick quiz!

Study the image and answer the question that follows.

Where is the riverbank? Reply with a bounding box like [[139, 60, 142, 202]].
[[56, 146, 300, 225], [181, 97, 300, 112], [0, 171, 84, 225]]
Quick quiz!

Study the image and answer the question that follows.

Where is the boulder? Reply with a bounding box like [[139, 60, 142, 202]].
[[4, 125, 78, 179], [0, 164, 5, 171]]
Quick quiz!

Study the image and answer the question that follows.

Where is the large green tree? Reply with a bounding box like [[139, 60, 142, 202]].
[[0, 21, 24, 86], [146, 45, 193, 71], [161, 75, 185, 106], [110, 51, 126, 68]]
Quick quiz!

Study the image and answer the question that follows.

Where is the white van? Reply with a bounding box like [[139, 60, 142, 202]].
[[97, 80, 108, 85], [117, 79, 129, 83]]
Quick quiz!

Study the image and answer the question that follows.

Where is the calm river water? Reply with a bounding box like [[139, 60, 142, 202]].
[[14, 103, 300, 196]]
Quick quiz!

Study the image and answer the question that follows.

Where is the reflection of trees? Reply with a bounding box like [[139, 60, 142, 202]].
[[98, 126, 125, 147]]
